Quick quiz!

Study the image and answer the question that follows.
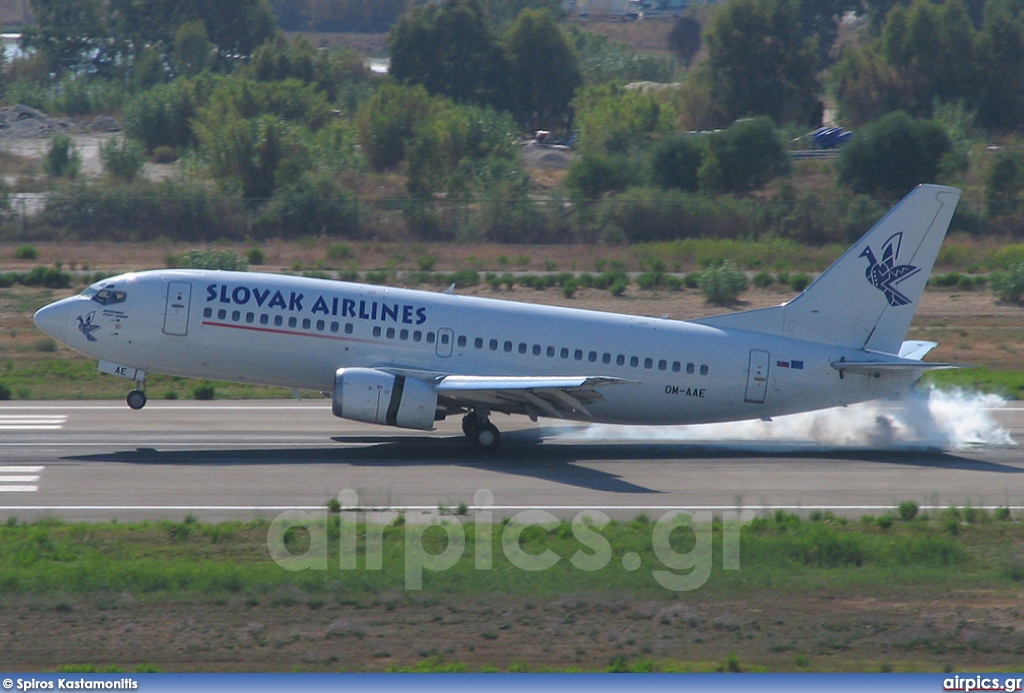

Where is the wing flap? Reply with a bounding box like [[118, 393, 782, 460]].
[[435, 375, 631, 419]]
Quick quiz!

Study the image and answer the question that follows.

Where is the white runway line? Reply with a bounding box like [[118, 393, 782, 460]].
[[0, 415, 66, 430], [0, 465, 44, 493], [0, 504, 1021, 512]]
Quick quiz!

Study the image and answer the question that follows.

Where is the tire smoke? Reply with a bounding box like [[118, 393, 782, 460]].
[[554, 388, 1015, 451]]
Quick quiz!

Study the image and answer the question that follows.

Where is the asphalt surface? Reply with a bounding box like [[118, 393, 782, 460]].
[[0, 399, 1021, 522]]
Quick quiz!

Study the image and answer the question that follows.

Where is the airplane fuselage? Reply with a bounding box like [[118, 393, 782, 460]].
[[39, 269, 917, 426]]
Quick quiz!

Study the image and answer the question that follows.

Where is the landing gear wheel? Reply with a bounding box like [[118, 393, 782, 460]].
[[127, 389, 147, 410], [472, 422, 501, 451]]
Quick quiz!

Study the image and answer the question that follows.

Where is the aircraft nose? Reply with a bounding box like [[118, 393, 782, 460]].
[[33, 301, 69, 343]]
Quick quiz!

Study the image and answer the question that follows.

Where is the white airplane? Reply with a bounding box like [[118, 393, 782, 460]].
[[34, 184, 960, 449]]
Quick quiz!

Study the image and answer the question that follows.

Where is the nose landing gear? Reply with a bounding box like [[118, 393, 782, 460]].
[[461, 411, 500, 450], [127, 380, 147, 410]]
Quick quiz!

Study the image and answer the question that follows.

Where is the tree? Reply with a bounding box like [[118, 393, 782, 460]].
[[704, 0, 820, 125], [831, 45, 911, 126], [651, 134, 703, 191], [974, 0, 1024, 129], [667, 15, 702, 67], [837, 111, 951, 198], [193, 0, 277, 63], [356, 83, 436, 171], [262, 171, 362, 238], [22, 0, 109, 74], [573, 84, 673, 155], [879, 0, 976, 116], [24, 0, 276, 76], [389, 0, 511, 111], [100, 138, 146, 182], [195, 114, 303, 202], [172, 20, 214, 78], [985, 151, 1022, 218], [699, 117, 789, 193], [504, 9, 581, 132], [44, 134, 81, 179]]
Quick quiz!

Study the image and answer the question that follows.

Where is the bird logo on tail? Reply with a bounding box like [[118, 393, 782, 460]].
[[859, 232, 921, 307]]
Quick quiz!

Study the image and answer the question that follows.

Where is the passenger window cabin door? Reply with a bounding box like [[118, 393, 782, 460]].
[[163, 281, 192, 336], [435, 327, 453, 357], [744, 349, 770, 404]]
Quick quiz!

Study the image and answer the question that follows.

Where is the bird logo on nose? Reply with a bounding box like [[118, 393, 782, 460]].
[[77, 312, 100, 341]]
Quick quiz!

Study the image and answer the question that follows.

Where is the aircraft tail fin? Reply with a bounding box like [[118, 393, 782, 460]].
[[695, 184, 961, 354]]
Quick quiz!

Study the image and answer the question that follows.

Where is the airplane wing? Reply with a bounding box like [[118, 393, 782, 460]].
[[434, 374, 631, 420]]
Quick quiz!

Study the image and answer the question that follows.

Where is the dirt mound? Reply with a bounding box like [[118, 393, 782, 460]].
[[0, 105, 81, 139], [519, 139, 576, 170]]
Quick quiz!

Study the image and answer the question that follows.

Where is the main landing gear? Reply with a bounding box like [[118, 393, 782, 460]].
[[462, 411, 500, 450], [126, 380, 147, 410]]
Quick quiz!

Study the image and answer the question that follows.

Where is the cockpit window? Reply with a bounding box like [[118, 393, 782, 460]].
[[91, 289, 127, 306]]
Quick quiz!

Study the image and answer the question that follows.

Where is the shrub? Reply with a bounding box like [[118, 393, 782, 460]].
[[173, 250, 248, 272], [43, 134, 82, 179], [898, 501, 919, 521], [20, 267, 71, 288], [990, 263, 1024, 303], [0, 384, 10, 400], [193, 383, 216, 400], [258, 172, 362, 239], [752, 270, 774, 288], [697, 261, 748, 304], [837, 111, 951, 198], [14, 245, 38, 260], [564, 152, 638, 200], [151, 146, 178, 163], [246, 248, 266, 265], [100, 138, 146, 182], [651, 133, 703, 191], [699, 117, 790, 194], [789, 273, 812, 292]]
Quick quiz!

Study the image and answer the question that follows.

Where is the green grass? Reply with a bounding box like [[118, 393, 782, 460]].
[[0, 356, 311, 399], [0, 511, 1018, 599], [923, 368, 1024, 399]]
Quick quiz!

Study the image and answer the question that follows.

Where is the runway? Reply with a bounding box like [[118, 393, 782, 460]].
[[0, 399, 1022, 522]]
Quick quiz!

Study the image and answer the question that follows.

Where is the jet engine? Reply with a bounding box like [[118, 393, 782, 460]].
[[332, 367, 438, 430]]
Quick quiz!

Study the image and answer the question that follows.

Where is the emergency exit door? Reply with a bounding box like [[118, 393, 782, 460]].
[[744, 349, 770, 404], [163, 281, 191, 336]]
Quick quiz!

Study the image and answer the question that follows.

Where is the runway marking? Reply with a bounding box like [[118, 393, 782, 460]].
[[0, 466, 43, 493], [0, 504, 1022, 512], [0, 415, 66, 430], [0, 405, 329, 410]]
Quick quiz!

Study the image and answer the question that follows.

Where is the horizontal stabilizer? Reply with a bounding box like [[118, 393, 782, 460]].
[[831, 358, 957, 375], [898, 340, 938, 361]]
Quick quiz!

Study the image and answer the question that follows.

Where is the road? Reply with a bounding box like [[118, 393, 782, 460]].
[[0, 398, 1021, 522]]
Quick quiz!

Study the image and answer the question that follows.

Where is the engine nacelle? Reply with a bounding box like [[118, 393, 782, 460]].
[[332, 367, 438, 430]]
